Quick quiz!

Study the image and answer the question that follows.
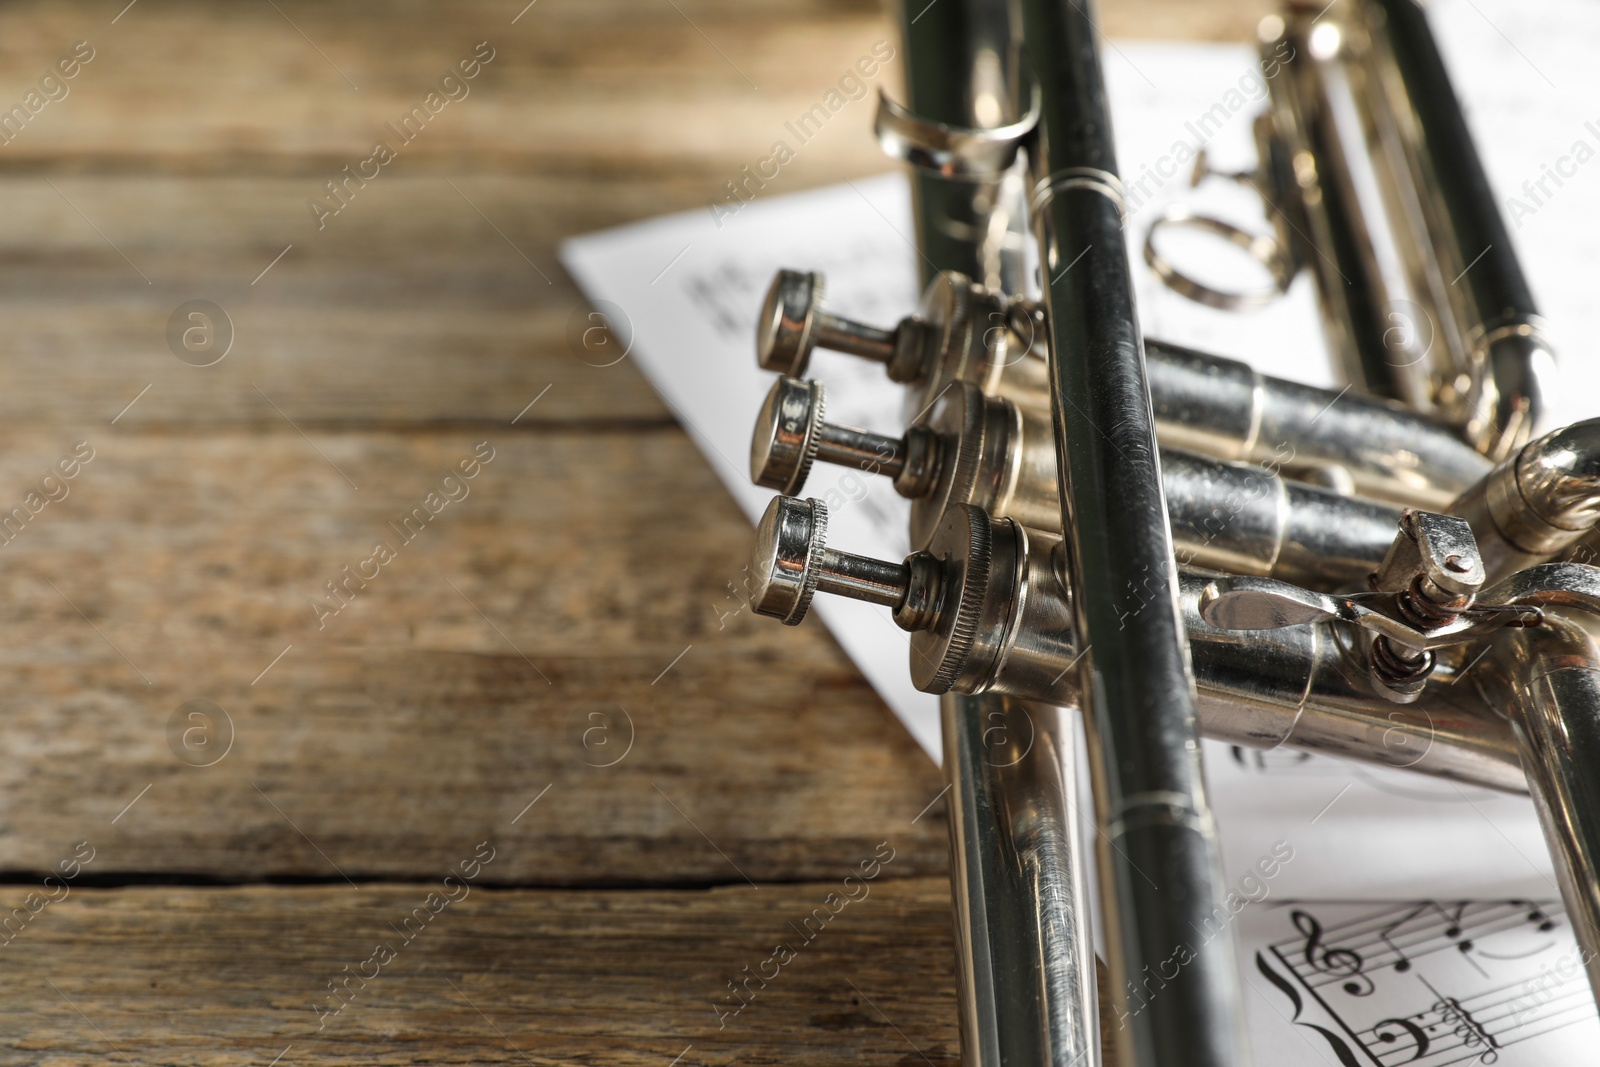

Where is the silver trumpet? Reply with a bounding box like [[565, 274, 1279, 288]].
[[730, 0, 1600, 1064]]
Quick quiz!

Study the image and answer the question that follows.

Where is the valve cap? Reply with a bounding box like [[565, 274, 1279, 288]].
[[751, 496, 829, 625], [751, 376, 826, 495], [757, 269, 822, 376]]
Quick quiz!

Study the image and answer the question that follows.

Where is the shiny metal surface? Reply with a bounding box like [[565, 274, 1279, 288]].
[[749, 374, 828, 495], [751, 497, 912, 622], [735, 0, 1600, 1050], [875, 87, 1039, 180], [893, 0, 1023, 290], [754, 268, 1493, 510], [1452, 420, 1600, 584], [1475, 614, 1600, 993], [1142, 207, 1294, 310], [747, 495, 1528, 791], [747, 484, 1600, 1020], [1160, 0, 1552, 456], [942, 692, 1099, 1067], [1258, 5, 1417, 407], [1359, 0, 1550, 457], [890, 2, 1098, 1062], [1187, 570, 1527, 790], [749, 494, 829, 624], [1015, 0, 1250, 1059], [1162, 448, 1398, 588], [755, 268, 1049, 421], [754, 373, 1401, 587], [757, 269, 907, 377], [1145, 339, 1491, 509], [750, 376, 915, 493]]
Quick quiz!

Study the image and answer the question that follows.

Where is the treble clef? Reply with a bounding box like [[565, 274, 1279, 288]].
[[1292, 909, 1376, 996]]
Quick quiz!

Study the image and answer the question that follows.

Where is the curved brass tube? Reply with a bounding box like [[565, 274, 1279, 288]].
[[1181, 573, 1527, 792], [1451, 420, 1600, 584], [1257, 0, 1551, 457], [750, 496, 1530, 791], [1471, 613, 1600, 1000]]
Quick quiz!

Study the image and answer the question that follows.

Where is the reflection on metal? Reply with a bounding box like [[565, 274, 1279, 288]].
[[1155, 0, 1552, 459], [722, 0, 1600, 1061], [943, 693, 1098, 1067]]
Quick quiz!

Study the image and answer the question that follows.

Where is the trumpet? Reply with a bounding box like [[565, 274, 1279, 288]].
[[731, 0, 1600, 1065]]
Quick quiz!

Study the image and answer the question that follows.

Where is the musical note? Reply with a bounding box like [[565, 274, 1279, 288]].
[[1255, 951, 1368, 1066], [1292, 908, 1375, 996], [1252, 899, 1598, 1066], [1380, 903, 1429, 974], [1518, 900, 1558, 934], [1430, 902, 1488, 978]]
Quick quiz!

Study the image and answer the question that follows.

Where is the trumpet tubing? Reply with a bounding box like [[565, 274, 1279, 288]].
[[726, 0, 1600, 1064]]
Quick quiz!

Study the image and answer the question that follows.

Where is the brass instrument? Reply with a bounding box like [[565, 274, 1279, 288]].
[[734, 1, 1600, 1065]]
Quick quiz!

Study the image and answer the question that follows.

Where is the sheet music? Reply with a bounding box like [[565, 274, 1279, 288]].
[[561, 2, 1600, 1059], [1242, 900, 1600, 1064], [563, 177, 934, 751]]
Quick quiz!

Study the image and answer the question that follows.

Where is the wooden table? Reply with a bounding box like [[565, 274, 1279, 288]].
[[0, 1, 1264, 1061]]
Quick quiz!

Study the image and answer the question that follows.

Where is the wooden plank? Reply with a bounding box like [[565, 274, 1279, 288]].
[[0, 172, 746, 429], [0, 878, 960, 1065], [0, 1, 1266, 1062], [0, 0, 1268, 174], [0, 0, 1272, 434], [0, 0, 900, 176], [0, 2, 1272, 888], [0, 426, 948, 884]]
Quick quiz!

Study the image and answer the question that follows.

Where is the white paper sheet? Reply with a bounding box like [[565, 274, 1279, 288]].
[[1238, 899, 1600, 1066], [562, 1, 1600, 1057], [562, 176, 934, 751]]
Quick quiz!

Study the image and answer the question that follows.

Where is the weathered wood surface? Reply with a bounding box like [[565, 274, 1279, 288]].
[[0, 0, 966, 884], [0, 0, 1265, 175], [1, 879, 959, 1065], [0, 428, 948, 883], [0, 174, 682, 429], [0, 0, 1261, 1062]]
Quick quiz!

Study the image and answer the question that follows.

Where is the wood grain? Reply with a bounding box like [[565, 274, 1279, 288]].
[[0, 0, 1268, 176], [0, 0, 1254, 1061], [1, 878, 959, 1065], [0, 174, 682, 429], [0, 427, 947, 884], [0, 0, 901, 176]]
